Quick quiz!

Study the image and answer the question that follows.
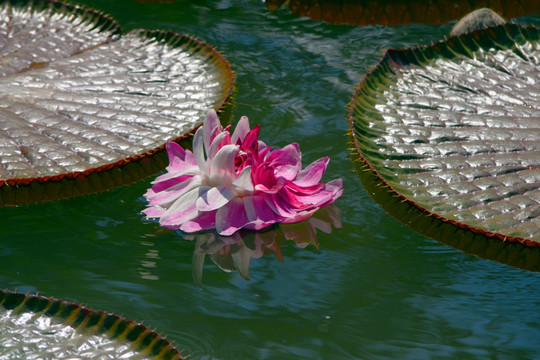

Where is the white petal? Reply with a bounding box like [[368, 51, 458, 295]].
[[208, 131, 229, 159], [232, 166, 254, 192], [231, 116, 250, 144], [160, 186, 209, 226], [204, 109, 221, 151], [209, 144, 239, 183], [196, 186, 236, 211], [148, 176, 203, 207], [193, 126, 207, 173]]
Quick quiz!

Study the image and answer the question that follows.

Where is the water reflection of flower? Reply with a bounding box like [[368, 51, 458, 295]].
[[184, 205, 341, 287]]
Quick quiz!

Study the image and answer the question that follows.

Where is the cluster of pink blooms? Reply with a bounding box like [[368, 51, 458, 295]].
[[143, 110, 343, 236]]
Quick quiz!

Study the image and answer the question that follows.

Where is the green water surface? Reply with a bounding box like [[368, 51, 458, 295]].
[[2, 1, 540, 359]]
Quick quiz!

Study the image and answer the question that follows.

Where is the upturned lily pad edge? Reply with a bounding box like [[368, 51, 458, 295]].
[[266, 0, 540, 26], [0, 0, 235, 206], [0, 288, 186, 359], [348, 22, 540, 250], [349, 155, 540, 272]]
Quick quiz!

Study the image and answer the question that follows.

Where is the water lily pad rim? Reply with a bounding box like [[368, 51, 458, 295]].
[[18, 0, 124, 36], [0, 288, 186, 359], [0, 1, 235, 192], [347, 22, 540, 248]]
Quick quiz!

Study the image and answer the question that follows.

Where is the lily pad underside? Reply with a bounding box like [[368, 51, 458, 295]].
[[266, 0, 540, 26], [349, 23, 540, 268], [0, 289, 184, 359], [0, 0, 233, 205]]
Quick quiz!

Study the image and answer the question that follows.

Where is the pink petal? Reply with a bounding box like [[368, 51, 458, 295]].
[[196, 186, 236, 211], [142, 206, 165, 218], [242, 196, 280, 231], [276, 186, 309, 209], [162, 142, 198, 175], [281, 187, 333, 210], [310, 179, 343, 208], [151, 164, 199, 183], [284, 181, 325, 195], [166, 141, 186, 162], [281, 178, 343, 211], [216, 197, 249, 236], [240, 125, 260, 154], [143, 187, 156, 198], [251, 163, 277, 190], [249, 141, 270, 165], [271, 144, 302, 181], [263, 193, 298, 218], [281, 209, 317, 224], [150, 169, 199, 193], [326, 179, 344, 202], [294, 157, 329, 187], [180, 210, 217, 233]]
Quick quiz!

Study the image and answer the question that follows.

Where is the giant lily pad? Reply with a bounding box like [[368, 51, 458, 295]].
[[348, 23, 540, 268], [0, 289, 184, 359], [0, 0, 233, 205], [266, 0, 540, 26]]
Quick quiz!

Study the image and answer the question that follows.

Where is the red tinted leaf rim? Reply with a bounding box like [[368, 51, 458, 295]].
[[349, 153, 540, 271], [268, 0, 540, 26], [0, 1, 234, 205], [348, 23, 540, 249], [0, 288, 186, 359]]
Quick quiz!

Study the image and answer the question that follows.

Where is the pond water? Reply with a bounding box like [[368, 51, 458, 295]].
[[1, 1, 540, 359]]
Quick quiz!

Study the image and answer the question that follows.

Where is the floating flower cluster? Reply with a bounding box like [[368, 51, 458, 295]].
[[143, 110, 342, 236]]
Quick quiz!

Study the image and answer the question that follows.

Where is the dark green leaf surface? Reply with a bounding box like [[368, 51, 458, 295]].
[[349, 24, 540, 247], [0, 0, 233, 205]]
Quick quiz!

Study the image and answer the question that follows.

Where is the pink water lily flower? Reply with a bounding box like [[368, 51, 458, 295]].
[[143, 109, 343, 236]]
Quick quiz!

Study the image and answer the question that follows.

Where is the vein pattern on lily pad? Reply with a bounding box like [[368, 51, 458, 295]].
[[349, 24, 540, 245], [0, 0, 233, 204]]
